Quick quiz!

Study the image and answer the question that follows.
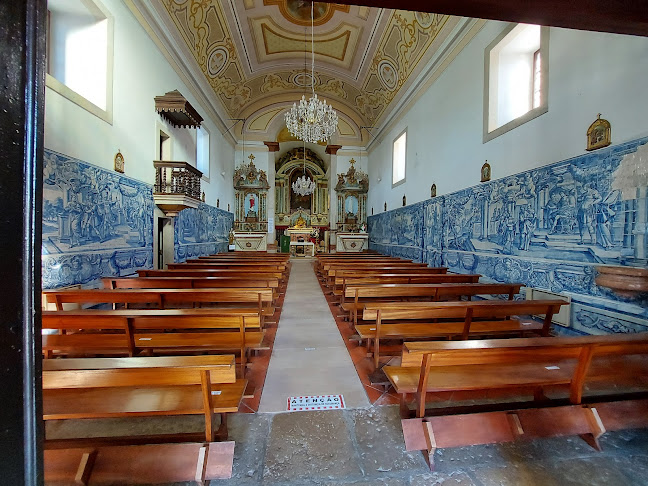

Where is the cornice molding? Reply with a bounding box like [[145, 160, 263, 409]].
[[367, 17, 484, 151], [124, 0, 237, 146]]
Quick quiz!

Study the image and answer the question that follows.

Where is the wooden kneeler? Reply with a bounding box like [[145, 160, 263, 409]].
[[402, 405, 606, 471], [45, 442, 235, 485]]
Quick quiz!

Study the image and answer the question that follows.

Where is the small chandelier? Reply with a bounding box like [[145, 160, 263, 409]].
[[284, 1, 338, 143]]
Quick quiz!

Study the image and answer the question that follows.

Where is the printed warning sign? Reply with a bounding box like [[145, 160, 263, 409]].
[[287, 395, 345, 412]]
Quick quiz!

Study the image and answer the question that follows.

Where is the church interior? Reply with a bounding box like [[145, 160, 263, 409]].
[[3, 0, 648, 484]]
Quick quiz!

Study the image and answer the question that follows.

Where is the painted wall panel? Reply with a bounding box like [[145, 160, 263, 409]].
[[42, 149, 154, 288], [369, 137, 648, 333]]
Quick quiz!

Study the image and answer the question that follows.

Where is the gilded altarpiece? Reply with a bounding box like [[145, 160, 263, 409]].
[[275, 148, 329, 228], [234, 155, 269, 233], [335, 159, 368, 232]]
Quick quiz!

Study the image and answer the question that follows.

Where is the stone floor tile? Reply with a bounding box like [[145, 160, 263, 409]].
[[410, 471, 479, 486], [544, 456, 647, 486], [209, 413, 271, 485], [262, 410, 362, 483], [350, 406, 428, 474], [472, 463, 565, 486]]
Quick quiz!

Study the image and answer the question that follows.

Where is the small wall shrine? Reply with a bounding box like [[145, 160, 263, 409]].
[[335, 158, 368, 232], [233, 154, 270, 233], [275, 147, 329, 236]]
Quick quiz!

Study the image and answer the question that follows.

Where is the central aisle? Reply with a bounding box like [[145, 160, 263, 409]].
[[258, 258, 370, 412]]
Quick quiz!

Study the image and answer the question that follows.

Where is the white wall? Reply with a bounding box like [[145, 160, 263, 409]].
[[44, 0, 234, 208], [367, 22, 648, 211]]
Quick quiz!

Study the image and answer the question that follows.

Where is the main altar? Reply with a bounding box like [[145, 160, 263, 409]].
[[233, 155, 269, 251], [274, 148, 329, 251]]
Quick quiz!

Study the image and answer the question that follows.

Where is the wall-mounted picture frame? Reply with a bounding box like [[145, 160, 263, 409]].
[[481, 161, 491, 182], [430, 183, 437, 198], [402, 194, 406, 206], [586, 114, 611, 151], [114, 151, 124, 173]]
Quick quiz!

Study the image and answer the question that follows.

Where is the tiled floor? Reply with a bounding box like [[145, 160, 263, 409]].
[[258, 258, 370, 412]]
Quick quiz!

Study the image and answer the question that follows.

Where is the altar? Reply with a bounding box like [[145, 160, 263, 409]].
[[285, 227, 315, 242], [233, 231, 267, 251], [290, 241, 315, 257], [336, 233, 368, 252]]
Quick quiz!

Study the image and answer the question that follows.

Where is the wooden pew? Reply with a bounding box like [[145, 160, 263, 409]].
[[43, 355, 246, 445], [138, 269, 286, 287], [42, 309, 265, 375], [343, 282, 523, 325], [360, 299, 568, 368], [385, 332, 648, 418], [325, 265, 448, 287], [390, 334, 648, 469], [42, 288, 275, 326], [168, 262, 287, 272], [103, 276, 279, 290], [331, 273, 481, 298], [103, 276, 281, 301]]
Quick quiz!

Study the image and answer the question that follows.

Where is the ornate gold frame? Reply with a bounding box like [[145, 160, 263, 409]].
[[586, 114, 611, 151]]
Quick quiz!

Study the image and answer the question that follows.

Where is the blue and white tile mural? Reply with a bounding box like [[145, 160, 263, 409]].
[[174, 204, 233, 262], [369, 137, 648, 334], [42, 149, 154, 288]]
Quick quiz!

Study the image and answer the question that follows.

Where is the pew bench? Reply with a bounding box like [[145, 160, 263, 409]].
[[342, 282, 523, 325], [43, 287, 276, 325], [330, 273, 481, 298], [359, 299, 568, 368], [384, 332, 648, 418], [42, 310, 266, 376], [43, 355, 246, 448], [325, 265, 447, 287]]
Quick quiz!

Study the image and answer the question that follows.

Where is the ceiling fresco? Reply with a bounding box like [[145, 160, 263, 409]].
[[159, 0, 461, 142]]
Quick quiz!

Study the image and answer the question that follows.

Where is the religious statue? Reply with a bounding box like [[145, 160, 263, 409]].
[[294, 215, 307, 228]]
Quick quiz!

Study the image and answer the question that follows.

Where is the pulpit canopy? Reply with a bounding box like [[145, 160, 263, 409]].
[[155, 90, 203, 128]]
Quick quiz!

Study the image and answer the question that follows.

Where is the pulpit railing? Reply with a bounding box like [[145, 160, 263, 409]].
[[153, 161, 202, 200]]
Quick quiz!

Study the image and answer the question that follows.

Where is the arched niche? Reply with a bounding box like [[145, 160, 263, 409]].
[[275, 147, 329, 228]]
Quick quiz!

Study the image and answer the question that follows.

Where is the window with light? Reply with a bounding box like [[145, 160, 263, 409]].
[[484, 24, 549, 142], [392, 130, 407, 187]]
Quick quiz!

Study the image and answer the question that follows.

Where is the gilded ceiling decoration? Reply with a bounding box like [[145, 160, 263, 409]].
[[263, 1, 350, 26], [160, 1, 460, 140]]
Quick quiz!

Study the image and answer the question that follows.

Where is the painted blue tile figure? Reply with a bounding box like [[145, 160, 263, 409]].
[[42, 149, 154, 288], [369, 137, 648, 335], [174, 204, 233, 262]]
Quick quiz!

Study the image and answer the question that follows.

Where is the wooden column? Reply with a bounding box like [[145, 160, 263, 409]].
[[0, 0, 46, 484]]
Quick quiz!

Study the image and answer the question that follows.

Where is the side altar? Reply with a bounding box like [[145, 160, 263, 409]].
[[233, 155, 269, 251], [335, 159, 369, 252]]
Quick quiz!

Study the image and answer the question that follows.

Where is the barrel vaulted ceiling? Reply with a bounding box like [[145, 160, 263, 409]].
[[151, 0, 463, 144]]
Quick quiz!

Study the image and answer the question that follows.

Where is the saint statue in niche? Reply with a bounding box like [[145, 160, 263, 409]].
[[481, 161, 491, 182], [245, 193, 258, 220]]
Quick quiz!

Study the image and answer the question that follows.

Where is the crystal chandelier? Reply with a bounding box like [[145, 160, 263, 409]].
[[284, 1, 338, 143], [292, 172, 317, 196]]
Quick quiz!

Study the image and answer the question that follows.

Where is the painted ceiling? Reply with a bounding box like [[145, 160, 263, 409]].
[[158, 0, 461, 143]]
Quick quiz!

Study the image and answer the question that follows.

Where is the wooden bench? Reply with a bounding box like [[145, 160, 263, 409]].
[[43, 287, 276, 326], [43, 355, 246, 446], [103, 276, 279, 290], [342, 282, 523, 325], [168, 262, 287, 273], [384, 332, 648, 418], [325, 265, 447, 287], [331, 273, 481, 298], [360, 299, 568, 368], [42, 309, 265, 375], [138, 269, 287, 287]]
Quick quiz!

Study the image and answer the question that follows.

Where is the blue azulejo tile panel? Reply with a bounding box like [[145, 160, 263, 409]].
[[369, 136, 648, 334], [42, 149, 154, 289], [570, 302, 648, 335], [174, 204, 233, 263]]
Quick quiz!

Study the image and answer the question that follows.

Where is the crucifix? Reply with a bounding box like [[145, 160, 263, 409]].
[[248, 154, 255, 163]]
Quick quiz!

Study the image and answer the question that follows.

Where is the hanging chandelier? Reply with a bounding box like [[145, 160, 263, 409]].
[[292, 172, 317, 196], [284, 1, 338, 143]]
